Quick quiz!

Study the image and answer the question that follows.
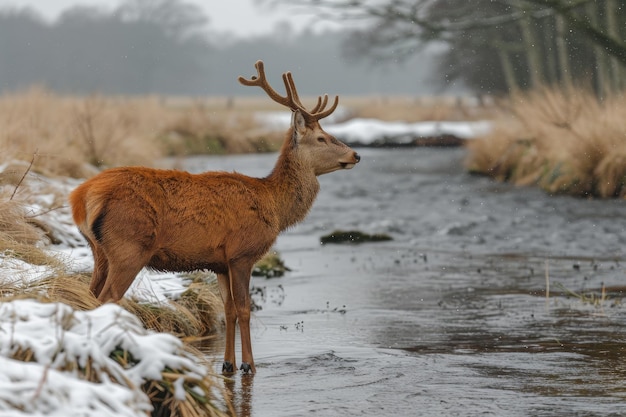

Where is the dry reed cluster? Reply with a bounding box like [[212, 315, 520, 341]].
[[465, 88, 626, 198], [342, 95, 492, 122], [0, 89, 491, 180], [0, 88, 284, 178]]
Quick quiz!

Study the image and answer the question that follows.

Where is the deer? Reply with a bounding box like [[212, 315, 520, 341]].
[[69, 60, 360, 374]]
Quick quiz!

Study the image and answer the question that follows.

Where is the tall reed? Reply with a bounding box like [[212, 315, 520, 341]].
[[465, 88, 626, 198], [0, 88, 283, 178]]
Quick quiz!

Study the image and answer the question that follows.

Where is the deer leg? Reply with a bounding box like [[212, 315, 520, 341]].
[[96, 246, 151, 303], [88, 241, 109, 299], [217, 272, 237, 373], [97, 262, 145, 303], [229, 261, 255, 374]]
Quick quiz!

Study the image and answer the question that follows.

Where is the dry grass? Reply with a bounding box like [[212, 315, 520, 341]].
[[0, 267, 228, 416], [0, 89, 490, 179], [161, 98, 284, 156], [0, 257, 221, 340], [0, 289, 228, 417], [342, 95, 493, 122], [0, 199, 46, 246], [0, 89, 287, 178], [465, 87, 626, 198], [122, 275, 223, 342]]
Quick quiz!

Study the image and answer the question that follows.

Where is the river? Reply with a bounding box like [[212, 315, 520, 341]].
[[181, 147, 626, 417]]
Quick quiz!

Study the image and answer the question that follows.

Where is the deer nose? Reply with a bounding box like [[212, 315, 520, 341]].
[[354, 153, 361, 163]]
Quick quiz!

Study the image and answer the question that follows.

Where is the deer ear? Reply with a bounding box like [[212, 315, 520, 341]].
[[291, 109, 307, 145]]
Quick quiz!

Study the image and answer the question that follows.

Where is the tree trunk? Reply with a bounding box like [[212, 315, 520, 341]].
[[543, 15, 558, 85], [586, 2, 609, 98], [605, 0, 623, 91], [519, 15, 545, 88], [555, 14, 572, 89], [496, 47, 519, 93]]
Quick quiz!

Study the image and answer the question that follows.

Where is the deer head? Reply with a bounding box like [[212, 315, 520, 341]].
[[239, 60, 360, 175]]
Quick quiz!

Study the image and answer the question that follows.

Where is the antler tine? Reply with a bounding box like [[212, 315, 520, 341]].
[[238, 61, 339, 120], [310, 95, 328, 114], [284, 72, 339, 121], [310, 94, 339, 120], [238, 60, 293, 109], [283, 72, 307, 109]]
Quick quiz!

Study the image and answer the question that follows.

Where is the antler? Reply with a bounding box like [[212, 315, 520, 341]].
[[238, 60, 339, 122]]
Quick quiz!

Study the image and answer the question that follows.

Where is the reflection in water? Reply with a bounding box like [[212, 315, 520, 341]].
[[223, 374, 254, 417]]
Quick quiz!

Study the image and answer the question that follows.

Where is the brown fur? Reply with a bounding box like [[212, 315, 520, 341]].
[[69, 65, 360, 373]]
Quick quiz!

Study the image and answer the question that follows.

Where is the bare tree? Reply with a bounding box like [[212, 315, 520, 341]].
[[271, 0, 625, 94]]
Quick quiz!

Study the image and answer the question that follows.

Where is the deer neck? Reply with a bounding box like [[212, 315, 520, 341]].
[[266, 141, 320, 231]]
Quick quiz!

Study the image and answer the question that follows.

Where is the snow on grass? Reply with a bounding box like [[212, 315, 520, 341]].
[[256, 110, 492, 145], [0, 256, 50, 284], [0, 299, 208, 417], [0, 171, 220, 416], [0, 355, 149, 417], [326, 118, 492, 145]]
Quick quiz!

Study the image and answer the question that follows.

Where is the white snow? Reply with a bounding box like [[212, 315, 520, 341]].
[[326, 118, 492, 145], [256, 110, 492, 145], [0, 299, 208, 417]]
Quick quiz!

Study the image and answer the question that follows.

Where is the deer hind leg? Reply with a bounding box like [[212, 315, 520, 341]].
[[96, 242, 152, 303], [229, 260, 255, 374], [87, 239, 109, 299], [217, 272, 237, 373]]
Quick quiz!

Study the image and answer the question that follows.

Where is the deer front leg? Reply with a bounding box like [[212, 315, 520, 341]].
[[229, 261, 255, 374], [217, 272, 237, 373]]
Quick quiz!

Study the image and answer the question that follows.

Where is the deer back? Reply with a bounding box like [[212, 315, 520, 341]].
[[70, 167, 281, 271]]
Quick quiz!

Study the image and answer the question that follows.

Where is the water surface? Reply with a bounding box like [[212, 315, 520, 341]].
[[183, 148, 626, 416]]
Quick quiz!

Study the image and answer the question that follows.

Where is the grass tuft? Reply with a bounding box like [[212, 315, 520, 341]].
[[252, 250, 291, 278], [465, 87, 626, 198]]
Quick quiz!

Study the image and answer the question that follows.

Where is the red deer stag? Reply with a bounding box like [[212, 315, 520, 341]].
[[69, 60, 360, 374]]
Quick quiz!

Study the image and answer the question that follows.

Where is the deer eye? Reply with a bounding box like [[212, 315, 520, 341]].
[[317, 137, 326, 144]]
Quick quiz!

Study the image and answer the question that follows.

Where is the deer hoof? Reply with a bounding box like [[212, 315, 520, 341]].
[[222, 361, 235, 373], [240, 362, 252, 374]]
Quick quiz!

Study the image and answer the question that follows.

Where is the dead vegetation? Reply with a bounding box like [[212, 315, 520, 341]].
[[0, 283, 229, 417], [465, 87, 626, 198], [0, 246, 228, 416], [0, 88, 287, 178], [0, 89, 492, 179], [343, 95, 493, 122]]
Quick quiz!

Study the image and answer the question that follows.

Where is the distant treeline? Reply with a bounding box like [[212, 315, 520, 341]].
[[0, 0, 463, 96], [288, 0, 626, 96]]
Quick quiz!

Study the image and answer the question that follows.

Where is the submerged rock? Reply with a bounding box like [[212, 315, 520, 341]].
[[320, 230, 393, 245]]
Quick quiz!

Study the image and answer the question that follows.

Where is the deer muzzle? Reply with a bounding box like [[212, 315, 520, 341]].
[[340, 151, 361, 169]]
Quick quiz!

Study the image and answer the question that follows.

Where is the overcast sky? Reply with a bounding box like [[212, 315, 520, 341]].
[[0, 0, 326, 37]]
